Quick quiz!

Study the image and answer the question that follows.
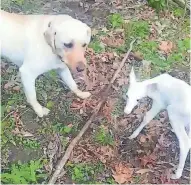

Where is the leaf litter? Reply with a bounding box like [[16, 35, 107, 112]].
[[1, 1, 190, 184]]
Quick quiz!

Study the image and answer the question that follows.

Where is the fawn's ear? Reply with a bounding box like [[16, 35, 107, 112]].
[[147, 83, 158, 94], [129, 67, 136, 84]]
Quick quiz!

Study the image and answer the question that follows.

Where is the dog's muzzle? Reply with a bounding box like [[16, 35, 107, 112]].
[[76, 61, 85, 72]]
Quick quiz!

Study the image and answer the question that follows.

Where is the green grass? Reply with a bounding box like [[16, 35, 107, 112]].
[[66, 162, 104, 184], [111, 98, 125, 118], [125, 20, 150, 40], [94, 126, 114, 146], [172, 7, 185, 17], [89, 40, 105, 53], [14, 137, 40, 149], [1, 119, 40, 150], [147, 0, 167, 12], [1, 160, 47, 184], [107, 13, 124, 29]]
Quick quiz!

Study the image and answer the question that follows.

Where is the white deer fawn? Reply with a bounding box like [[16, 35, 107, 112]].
[[124, 67, 191, 179]]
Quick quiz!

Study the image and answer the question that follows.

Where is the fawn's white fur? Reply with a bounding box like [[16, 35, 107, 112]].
[[124, 67, 191, 179]]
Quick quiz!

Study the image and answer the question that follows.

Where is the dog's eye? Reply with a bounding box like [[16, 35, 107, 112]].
[[64, 43, 73, 48], [82, 43, 87, 47]]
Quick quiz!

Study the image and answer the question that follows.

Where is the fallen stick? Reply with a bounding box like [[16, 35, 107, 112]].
[[48, 39, 136, 184]]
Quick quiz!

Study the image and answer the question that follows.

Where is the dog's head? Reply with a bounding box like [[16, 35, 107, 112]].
[[44, 16, 91, 72]]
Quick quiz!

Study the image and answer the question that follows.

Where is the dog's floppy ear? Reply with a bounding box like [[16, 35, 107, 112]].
[[129, 67, 136, 84], [44, 21, 56, 53]]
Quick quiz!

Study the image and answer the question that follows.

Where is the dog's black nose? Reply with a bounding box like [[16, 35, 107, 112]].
[[76, 62, 85, 72]]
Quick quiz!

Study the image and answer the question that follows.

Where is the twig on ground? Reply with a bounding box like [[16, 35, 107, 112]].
[[48, 39, 136, 184], [19, 108, 30, 117], [1, 110, 15, 122]]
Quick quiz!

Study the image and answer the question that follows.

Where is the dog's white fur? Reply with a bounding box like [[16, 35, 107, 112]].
[[0, 10, 92, 117], [124, 68, 191, 179]]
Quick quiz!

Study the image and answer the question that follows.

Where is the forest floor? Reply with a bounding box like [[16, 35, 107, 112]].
[[1, 0, 190, 184]]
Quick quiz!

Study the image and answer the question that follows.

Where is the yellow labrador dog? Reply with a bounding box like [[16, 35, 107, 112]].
[[0, 10, 91, 117]]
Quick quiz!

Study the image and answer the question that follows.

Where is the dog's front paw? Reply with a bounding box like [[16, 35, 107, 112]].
[[76, 91, 91, 99], [35, 106, 50, 117]]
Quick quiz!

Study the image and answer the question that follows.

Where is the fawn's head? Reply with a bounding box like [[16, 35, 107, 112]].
[[124, 67, 148, 114]]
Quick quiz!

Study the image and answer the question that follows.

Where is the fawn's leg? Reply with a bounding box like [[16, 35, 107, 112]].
[[167, 106, 190, 179], [129, 100, 163, 139]]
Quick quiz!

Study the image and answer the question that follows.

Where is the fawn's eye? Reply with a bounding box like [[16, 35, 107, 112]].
[[64, 42, 73, 48]]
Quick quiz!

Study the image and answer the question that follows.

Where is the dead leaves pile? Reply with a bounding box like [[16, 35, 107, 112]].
[[100, 30, 125, 48], [112, 163, 133, 184], [159, 41, 174, 54]]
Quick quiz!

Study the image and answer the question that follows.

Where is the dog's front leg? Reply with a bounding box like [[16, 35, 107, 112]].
[[129, 100, 163, 139], [57, 67, 91, 99], [19, 66, 50, 117]]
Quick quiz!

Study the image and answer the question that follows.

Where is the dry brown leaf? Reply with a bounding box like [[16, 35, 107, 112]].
[[112, 163, 133, 184], [97, 145, 115, 163], [101, 36, 124, 47], [21, 131, 34, 137], [11, 128, 20, 135], [135, 168, 153, 174], [139, 135, 147, 143], [12, 128, 33, 137], [112, 174, 128, 184], [12, 86, 20, 91], [159, 41, 174, 53], [139, 134, 152, 143], [140, 153, 157, 167]]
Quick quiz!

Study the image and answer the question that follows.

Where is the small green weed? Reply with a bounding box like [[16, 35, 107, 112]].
[[1, 120, 16, 148], [108, 13, 124, 29], [11, 0, 24, 6], [89, 40, 105, 53], [48, 70, 57, 80], [167, 38, 190, 65], [15, 136, 40, 149], [66, 162, 104, 183], [94, 126, 114, 146], [53, 122, 74, 135], [1, 160, 47, 184], [173, 7, 185, 17], [147, 0, 167, 12], [135, 41, 169, 70], [105, 176, 116, 184], [1, 119, 40, 150], [133, 175, 142, 183], [125, 21, 150, 39], [111, 98, 124, 118], [46, 100, 54, 109]]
